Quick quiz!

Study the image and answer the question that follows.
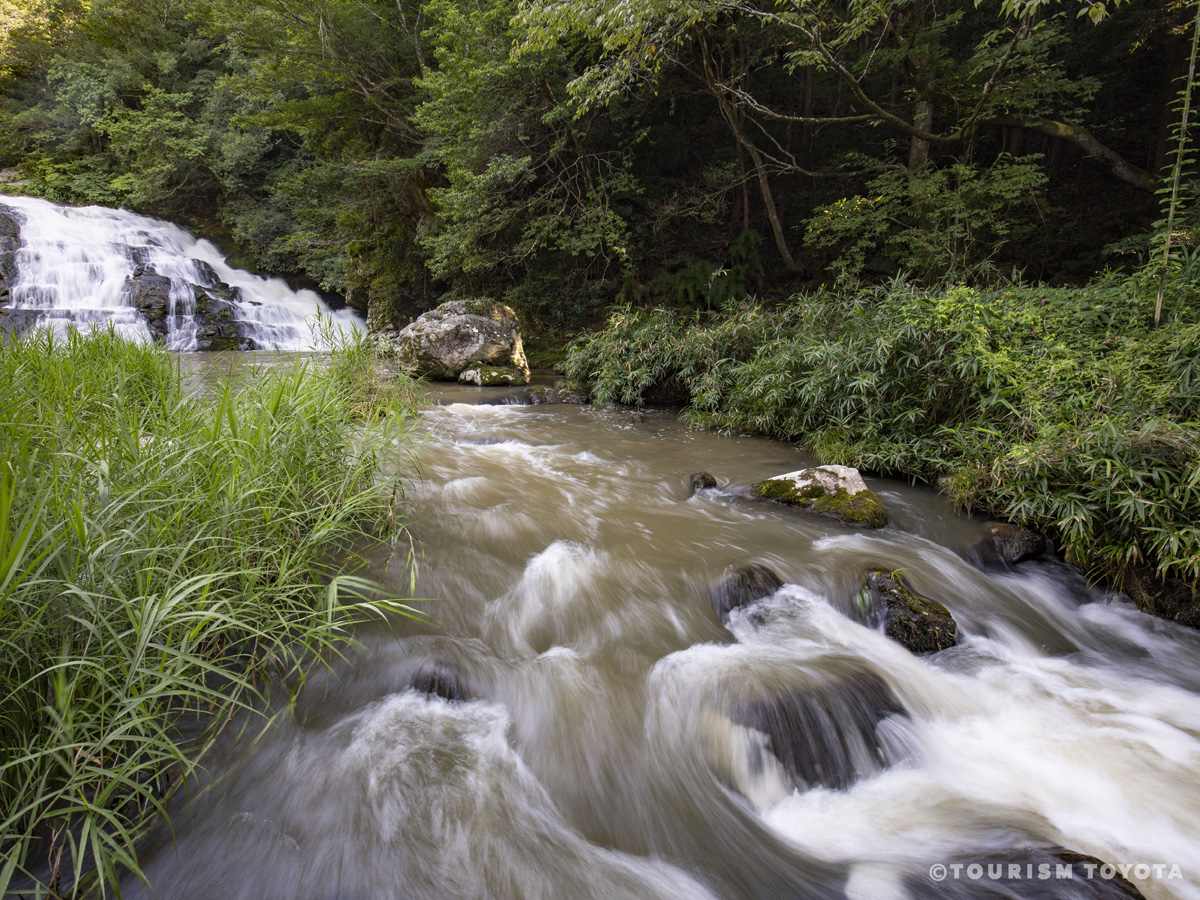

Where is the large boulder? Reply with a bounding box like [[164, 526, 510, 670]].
[[378, 299, 530, 383], [750, 465, 888, 528], [856, 569, 958, 654]]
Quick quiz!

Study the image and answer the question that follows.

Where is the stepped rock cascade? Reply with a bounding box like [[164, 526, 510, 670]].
[[0, 196, 362, 349]]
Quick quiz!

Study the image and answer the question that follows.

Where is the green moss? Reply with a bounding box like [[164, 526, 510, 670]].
[[524, 339, 568, 373], [863, 569, 958, 654], [464, 297, 497, 318], [460, 364, 527, 386], [753, 478, 888, 527], [811, 489, 888, 527]]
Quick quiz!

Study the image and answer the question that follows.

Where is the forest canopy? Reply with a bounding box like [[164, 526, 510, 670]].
[[0, 0, 1194, 332]]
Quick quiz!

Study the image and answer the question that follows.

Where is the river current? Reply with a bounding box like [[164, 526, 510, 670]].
[[128, 380, 1200, 900]]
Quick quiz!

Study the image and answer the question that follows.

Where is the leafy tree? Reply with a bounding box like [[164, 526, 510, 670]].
[[415, 0, 639, 296], [515, 0, 1155, 272]]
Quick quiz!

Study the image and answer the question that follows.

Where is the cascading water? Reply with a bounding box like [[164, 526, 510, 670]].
[[0, 195, 362, 350], [120, 383, 1200, 900]]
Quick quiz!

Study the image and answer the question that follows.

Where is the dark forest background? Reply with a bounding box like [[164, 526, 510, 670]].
[[0, 0, 1189, 335]]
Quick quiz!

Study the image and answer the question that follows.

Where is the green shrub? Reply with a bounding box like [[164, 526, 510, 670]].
[[567, 278, 1200, 593]]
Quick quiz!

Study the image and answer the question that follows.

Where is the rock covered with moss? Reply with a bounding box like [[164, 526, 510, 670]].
[[378, 298, 530, 383], [458, 364, 527, 386], [856, 569, 958, 654], [751, 465, 888, 528]]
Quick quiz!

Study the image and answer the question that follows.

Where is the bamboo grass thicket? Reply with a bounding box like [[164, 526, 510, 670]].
[[0, 329, 421, 898], [566, 278, 1200, 605]]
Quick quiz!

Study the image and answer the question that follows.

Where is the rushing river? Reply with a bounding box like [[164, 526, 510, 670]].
[[128, 379, 1200, 900]]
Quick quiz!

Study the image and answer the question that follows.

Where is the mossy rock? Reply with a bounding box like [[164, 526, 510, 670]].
[[751, 466, 888, 528], [463, 297, 507, 319], [458, 364, 526, 386], [689, 472, 718, 494], [857, 569, 958, 654]]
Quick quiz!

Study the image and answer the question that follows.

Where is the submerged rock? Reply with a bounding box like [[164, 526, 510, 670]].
[[688, 472, 718, 495], [970, 522, 1049, 566], [525, 384, 589, 405], [711, 564, 784, 623], [409, 661, 471, 702], [750, 465, 888, 528], [378, 298, 531, 383], [856, 569, 958, 654], [726, 668, 907, 792]]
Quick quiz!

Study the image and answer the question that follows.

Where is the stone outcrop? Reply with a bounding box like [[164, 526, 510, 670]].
[[378, 299, 530, 384], [720, 667, 907, 793], [750, 465, 888, 528], [0, 204, 21, 304], [856, 569, 958, 654], [125, 268, 247, 350]]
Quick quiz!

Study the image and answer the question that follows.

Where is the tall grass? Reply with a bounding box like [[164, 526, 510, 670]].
[[567, 277, 1200, 606], [0, 329, 419, 897]]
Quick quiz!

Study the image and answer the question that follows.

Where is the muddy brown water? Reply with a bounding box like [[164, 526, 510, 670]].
[[129, 370, 1200, 900]]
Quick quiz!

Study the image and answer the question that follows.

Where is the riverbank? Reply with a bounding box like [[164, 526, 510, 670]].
[[0, 330, 418, 896], [564, 278, 1200, 624]]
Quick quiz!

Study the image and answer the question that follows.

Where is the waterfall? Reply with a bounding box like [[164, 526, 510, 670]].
[[0, 195, 363, 350]]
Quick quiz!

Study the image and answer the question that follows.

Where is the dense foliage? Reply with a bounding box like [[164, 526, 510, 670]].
[[0, 330, 418, 897], [0, 0, 1193, 331], [567, 277, 1200, 612]]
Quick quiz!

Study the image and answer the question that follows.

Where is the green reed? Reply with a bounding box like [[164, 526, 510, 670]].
[[0, 329, 420, 897]]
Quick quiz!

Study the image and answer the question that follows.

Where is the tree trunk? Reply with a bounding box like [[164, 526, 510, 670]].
[[909, 100, 933, 169], [1021, 118, 1157, 193], [742, 137, 798, 271]]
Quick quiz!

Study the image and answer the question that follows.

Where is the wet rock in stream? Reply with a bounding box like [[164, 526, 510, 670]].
[[688, 472, 718, 495], [711, 564, 783, 623], [969, 522, 1051, 568], [409, 660, 471, 702], [727, 668, 907, 791], [857, 568, 959, 654], [747, 464, 889, 527]]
